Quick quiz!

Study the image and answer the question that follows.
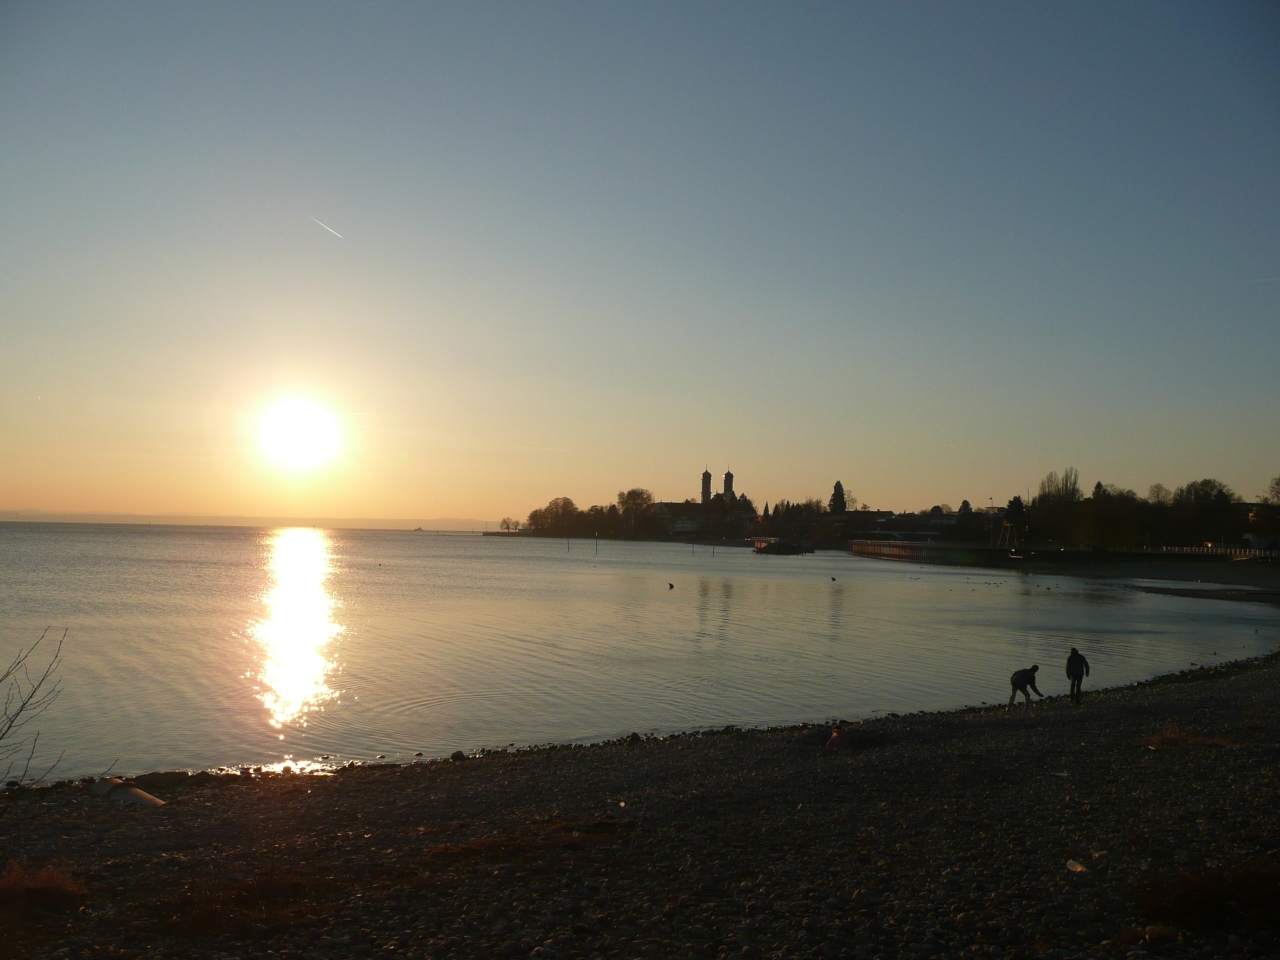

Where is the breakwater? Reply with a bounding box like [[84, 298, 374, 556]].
[[849, 539, 1019, 566], [849, 539, 1280, 568]]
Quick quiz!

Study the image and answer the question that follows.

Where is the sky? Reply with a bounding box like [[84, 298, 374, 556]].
[[1, 2, 1277, 524]]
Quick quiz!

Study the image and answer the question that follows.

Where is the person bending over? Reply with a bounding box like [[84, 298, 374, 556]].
[[1066, 647, 1090, 704], [826, 721, 851, 750], [1009, 665, 1044, 709]]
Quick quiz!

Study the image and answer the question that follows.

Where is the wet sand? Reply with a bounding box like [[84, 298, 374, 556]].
[[5, 652, 1280, 960], [1009, 558, 1279, 593], [908, 556, 1280, 608], [1038, 559, 1280, 608]]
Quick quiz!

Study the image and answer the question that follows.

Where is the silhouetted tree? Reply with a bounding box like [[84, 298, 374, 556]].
[[617, 488, 653, 520], [1079, 482, 1143, 547], [1038, 467, 1082, 504], [1031, 467, 1083, 541], [1004, 496, 1026, 545], [760, 496, 827, 539], [1252, 474, 1280, 539], [526, 496, 581, 534], [1263, 475, 1280, 505], [828, 481, 846, 514], [1172, 479, 1242, 546], [615, 488, 657, 537], [948, 499, 986, 541]]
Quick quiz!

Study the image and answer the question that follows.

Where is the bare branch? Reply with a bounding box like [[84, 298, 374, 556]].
[[29, 748, 65, 789], [0, 629, 65, 786]]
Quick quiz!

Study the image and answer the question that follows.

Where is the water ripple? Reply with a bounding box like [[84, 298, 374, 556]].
[[2, 526, 1278, 776]]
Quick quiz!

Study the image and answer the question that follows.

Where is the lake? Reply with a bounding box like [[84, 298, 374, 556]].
[[2, 522, 1277, 779]]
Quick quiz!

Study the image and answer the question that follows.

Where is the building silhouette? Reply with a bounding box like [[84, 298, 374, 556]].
[[653, 466, 756, 536]]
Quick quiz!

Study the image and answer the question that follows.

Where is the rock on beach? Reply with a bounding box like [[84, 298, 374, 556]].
[[3, 655, 1280, 960]]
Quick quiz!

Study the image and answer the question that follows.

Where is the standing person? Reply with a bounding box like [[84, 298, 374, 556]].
[[1066, 647, 1090, 704], [1008, 665, 1044, 710]]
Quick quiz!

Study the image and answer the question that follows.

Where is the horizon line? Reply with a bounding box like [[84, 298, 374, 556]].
[[0, 510, 499, 531]]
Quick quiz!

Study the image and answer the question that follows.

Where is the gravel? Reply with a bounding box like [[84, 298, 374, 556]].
[[3, 653, 1279, 960]]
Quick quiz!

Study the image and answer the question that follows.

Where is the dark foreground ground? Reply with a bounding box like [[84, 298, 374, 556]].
[[4, 654, 1280, 960]]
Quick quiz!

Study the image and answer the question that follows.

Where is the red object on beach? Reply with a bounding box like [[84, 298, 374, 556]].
[[826, 724, 851, 750]]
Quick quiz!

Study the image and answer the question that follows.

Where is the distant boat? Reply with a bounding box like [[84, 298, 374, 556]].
[[414, 527, 424, 532]]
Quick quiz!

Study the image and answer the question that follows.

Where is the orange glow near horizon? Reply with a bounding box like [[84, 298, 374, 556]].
[[252, 527, 340, 728]]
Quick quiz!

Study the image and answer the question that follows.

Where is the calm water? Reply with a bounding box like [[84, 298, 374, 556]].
[[2, 522, 1277, 779]]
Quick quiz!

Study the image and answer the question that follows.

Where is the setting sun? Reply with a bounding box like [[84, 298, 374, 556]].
[[259, 398, 341, 472]]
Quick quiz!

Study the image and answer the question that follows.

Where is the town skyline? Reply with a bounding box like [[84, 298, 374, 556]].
[[3, 458, 1277, 532]]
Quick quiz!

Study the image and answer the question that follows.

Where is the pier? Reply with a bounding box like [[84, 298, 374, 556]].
[[849, 539, 1280, 567]]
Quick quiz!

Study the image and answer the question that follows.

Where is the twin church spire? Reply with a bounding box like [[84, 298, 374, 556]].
[[701, 467, 734, 505]]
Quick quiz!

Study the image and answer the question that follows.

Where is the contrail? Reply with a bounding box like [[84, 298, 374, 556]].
[[310, 216, 343, 239]]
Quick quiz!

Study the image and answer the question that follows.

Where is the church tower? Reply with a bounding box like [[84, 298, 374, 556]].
[[701, 468, 713, 505], [723, 469, 735, 502]]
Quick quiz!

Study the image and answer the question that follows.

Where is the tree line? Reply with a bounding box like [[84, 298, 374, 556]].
[[505, 480, 868, 541], [503, 488, 667, 539], [502, 470, 1280, 548], [998, 468, 1280, 549]]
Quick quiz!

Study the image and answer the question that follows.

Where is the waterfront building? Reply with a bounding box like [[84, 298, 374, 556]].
[[653, 466, 756, 537]]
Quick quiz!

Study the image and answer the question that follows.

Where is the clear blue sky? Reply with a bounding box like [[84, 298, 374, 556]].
[[1, 2, 1277, 520]]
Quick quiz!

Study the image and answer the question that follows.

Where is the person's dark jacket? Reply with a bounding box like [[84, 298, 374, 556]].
[[1011, 667, 1041, 693], [1066, 652, 1090, 678]]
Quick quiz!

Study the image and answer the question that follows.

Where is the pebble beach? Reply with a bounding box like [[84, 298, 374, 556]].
[[4, 646, 1280, 960]]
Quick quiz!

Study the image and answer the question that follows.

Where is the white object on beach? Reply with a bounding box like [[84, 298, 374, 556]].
[[1066, 859, 1088, 873], [91, 777, 165, 806]]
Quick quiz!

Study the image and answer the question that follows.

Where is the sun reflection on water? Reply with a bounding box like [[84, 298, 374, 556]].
[[252, 528, 340, 728]]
